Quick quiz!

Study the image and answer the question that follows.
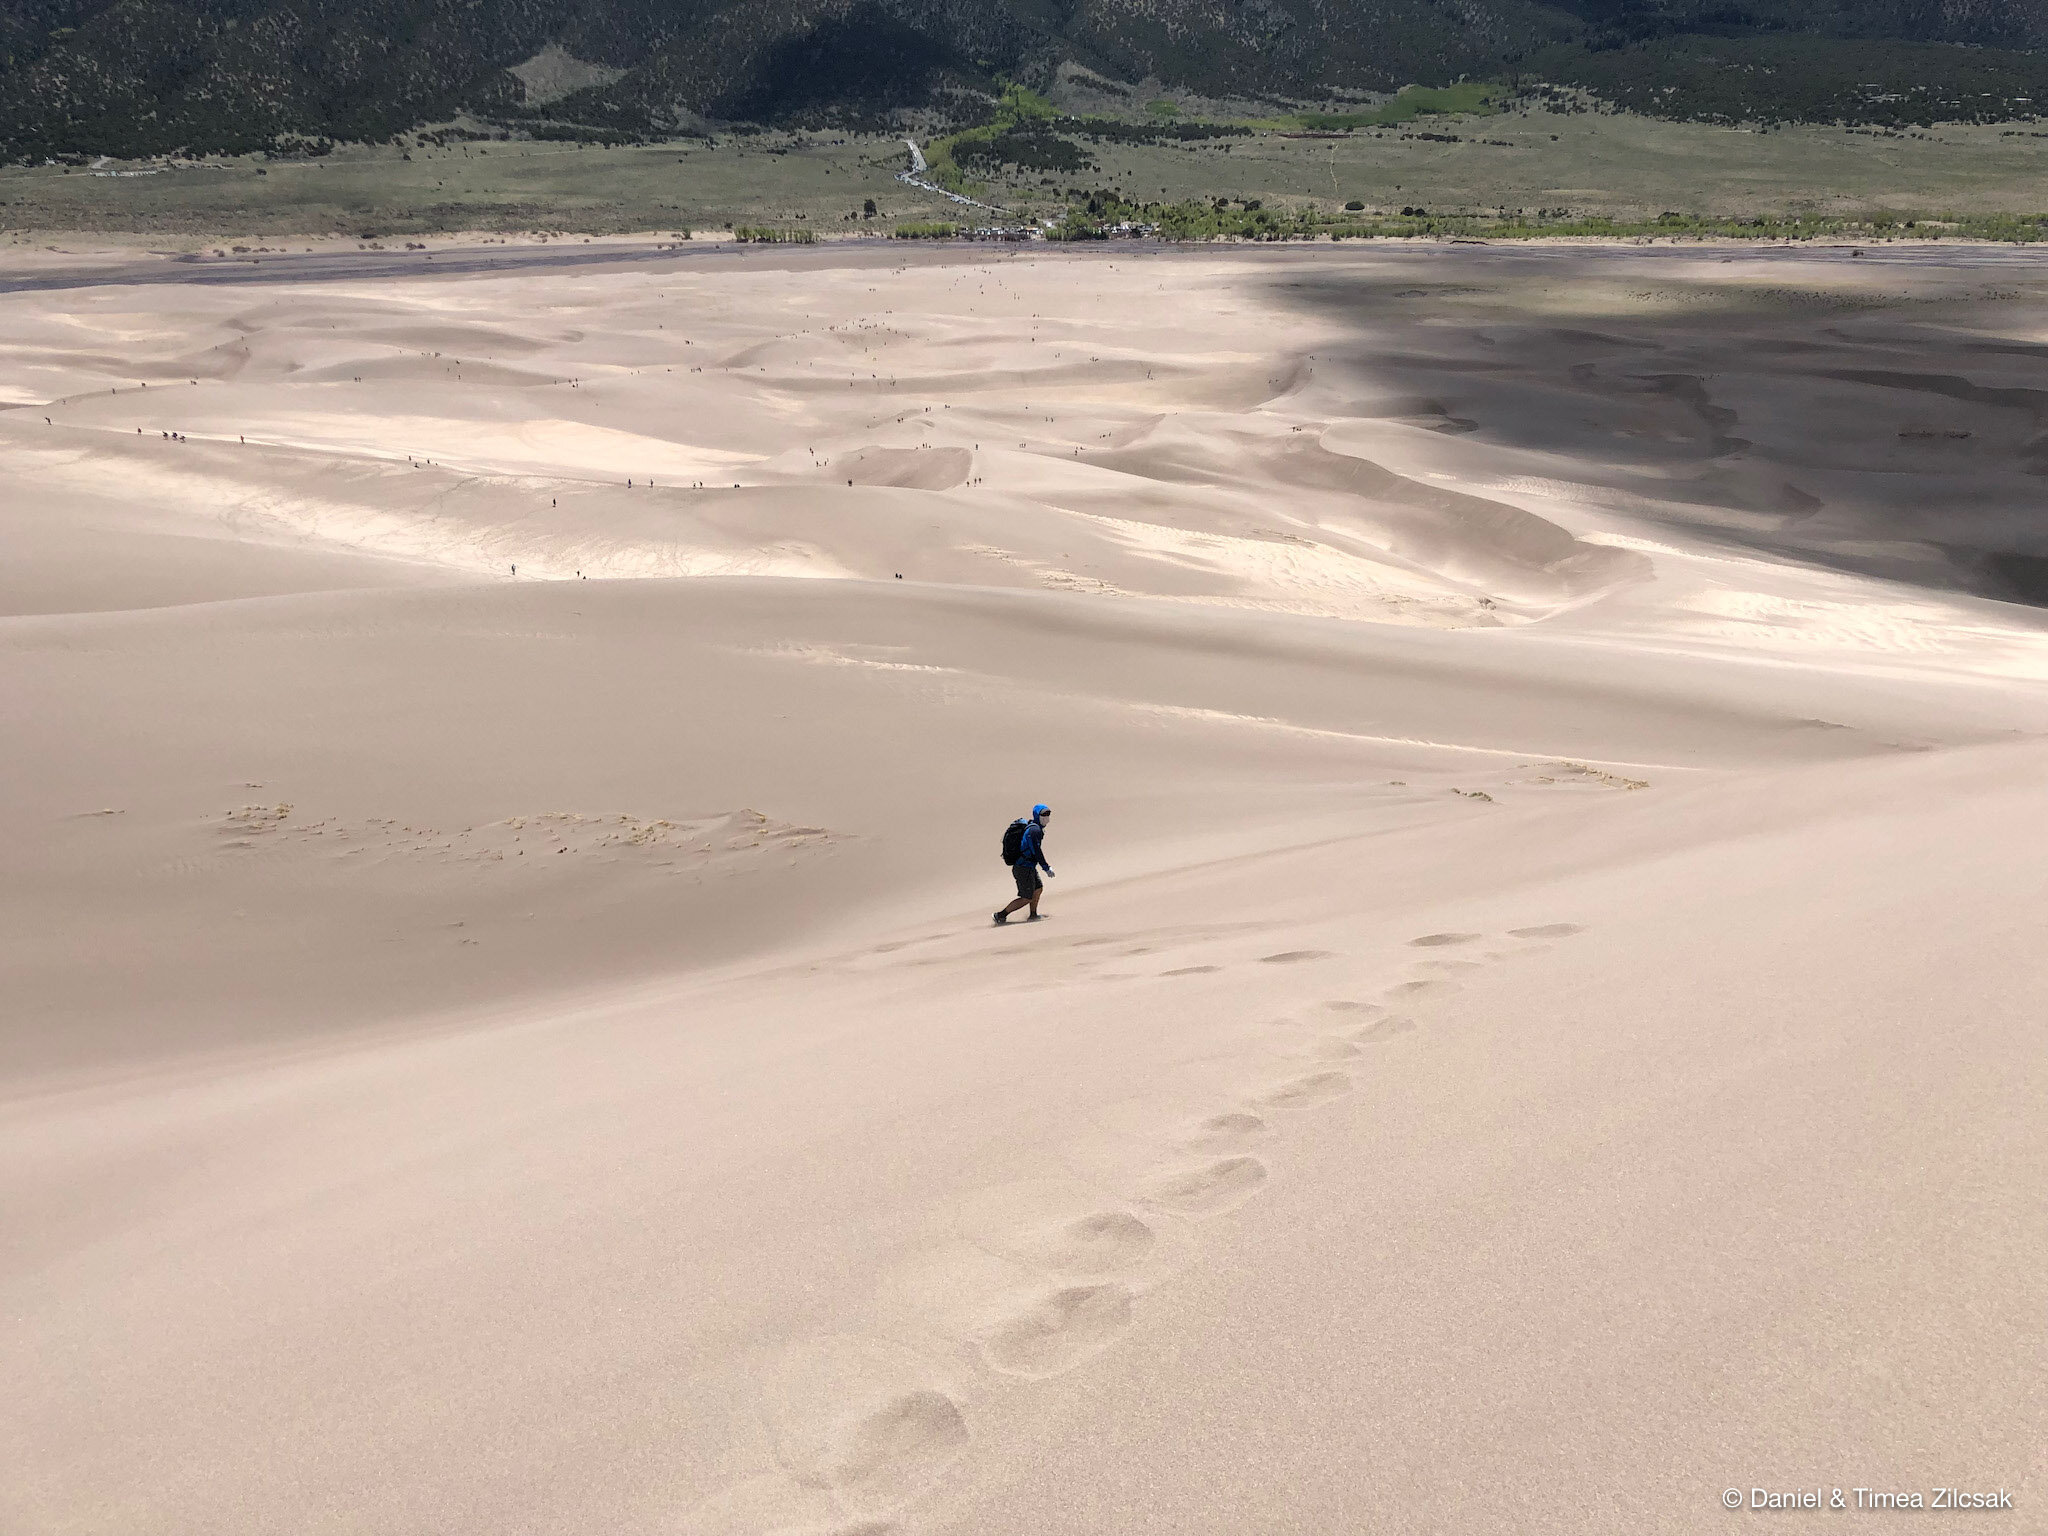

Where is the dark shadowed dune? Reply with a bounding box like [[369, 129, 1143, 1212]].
[[1280, 246, 2048, 608]]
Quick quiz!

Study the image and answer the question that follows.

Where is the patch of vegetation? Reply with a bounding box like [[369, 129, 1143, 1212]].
[[1069, 118, 1251, 145], [517, 122, 661, 146], [1047, 189, 1304, 241], [1047, 191, 2048, 244], [952, 124, 1094, 176], [991, 82, 1058, 120], [1315, 208, 2048, 242], [731, 224, 815, 243], [1147, 99, 1181, 118], [892, 220, 958, 238], [18, 118, 2048, 241], [933, 84, 1256, 189], [927, 82, 1072, 188], [1278, 82, 1505, 132]]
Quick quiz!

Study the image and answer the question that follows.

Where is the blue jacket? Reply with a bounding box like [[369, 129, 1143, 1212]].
[[1018, 817, 1053, 875]]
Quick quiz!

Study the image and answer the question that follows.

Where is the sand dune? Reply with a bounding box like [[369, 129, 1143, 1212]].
[[3, 241, 2043, 1534]]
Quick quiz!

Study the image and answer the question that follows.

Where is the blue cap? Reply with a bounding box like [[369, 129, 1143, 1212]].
[[1033, 804, 1050, 816]]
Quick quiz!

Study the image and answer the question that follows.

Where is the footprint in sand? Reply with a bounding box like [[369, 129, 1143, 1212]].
[[1409, 932, 1483, 947], [1258, 949, 1335, 965], [884, 1185, 1170, 1392], [1510, 923, 1585, 939], [981, 1283, 1135, 1378], [1180, 1110, 1268, 1152], [1246, 1013, 1361, 1061], [1302, 1036, 1362, 1061], [1018, 1211, 1157, 1277], [950, 1180, 1165, 1281], [697, 1336, 968, 1529], [1319, 999, 1383, 1017], [1256, 1070, 1353, 1109], [1352, 1015, 1417, 1043], [1160, 964, 1221, 976], [1139, 1155, 1268, 1216], [807, 1391, 960, 1500], [1388, 978, 1460, 1000]]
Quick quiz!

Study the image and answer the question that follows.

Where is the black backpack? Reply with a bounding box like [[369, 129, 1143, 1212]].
[[1001, 817, 1028, 865]]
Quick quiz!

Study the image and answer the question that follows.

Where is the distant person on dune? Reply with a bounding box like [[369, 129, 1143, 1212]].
[[994, 804, 1053, 924]]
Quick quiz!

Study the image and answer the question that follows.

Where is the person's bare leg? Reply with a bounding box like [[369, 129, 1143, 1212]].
[[1027, 885, 1042, 918]]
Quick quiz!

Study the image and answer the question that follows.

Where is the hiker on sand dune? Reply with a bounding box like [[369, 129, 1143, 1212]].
[[994, 804, 1053, 924]]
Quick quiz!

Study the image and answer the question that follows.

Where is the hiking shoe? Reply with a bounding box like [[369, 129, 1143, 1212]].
[[992, 910, 1008, 925], [1026, 913, 1044, 922]]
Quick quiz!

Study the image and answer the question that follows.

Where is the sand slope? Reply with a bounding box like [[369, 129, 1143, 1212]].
[[3, 242, 2044, 1534]]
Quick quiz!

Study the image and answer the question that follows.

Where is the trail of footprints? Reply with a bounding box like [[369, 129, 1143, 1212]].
[[684, 921, 1586, 1534]]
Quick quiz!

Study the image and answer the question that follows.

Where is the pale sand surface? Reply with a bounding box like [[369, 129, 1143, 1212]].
[[3, 242, 2045, 1533]]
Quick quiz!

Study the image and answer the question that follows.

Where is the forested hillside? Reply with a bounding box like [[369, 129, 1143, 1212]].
[[5, 0, 2047, 161]]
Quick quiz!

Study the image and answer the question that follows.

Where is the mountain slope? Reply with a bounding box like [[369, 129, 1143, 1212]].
[[3, 0, 2047, 160]]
